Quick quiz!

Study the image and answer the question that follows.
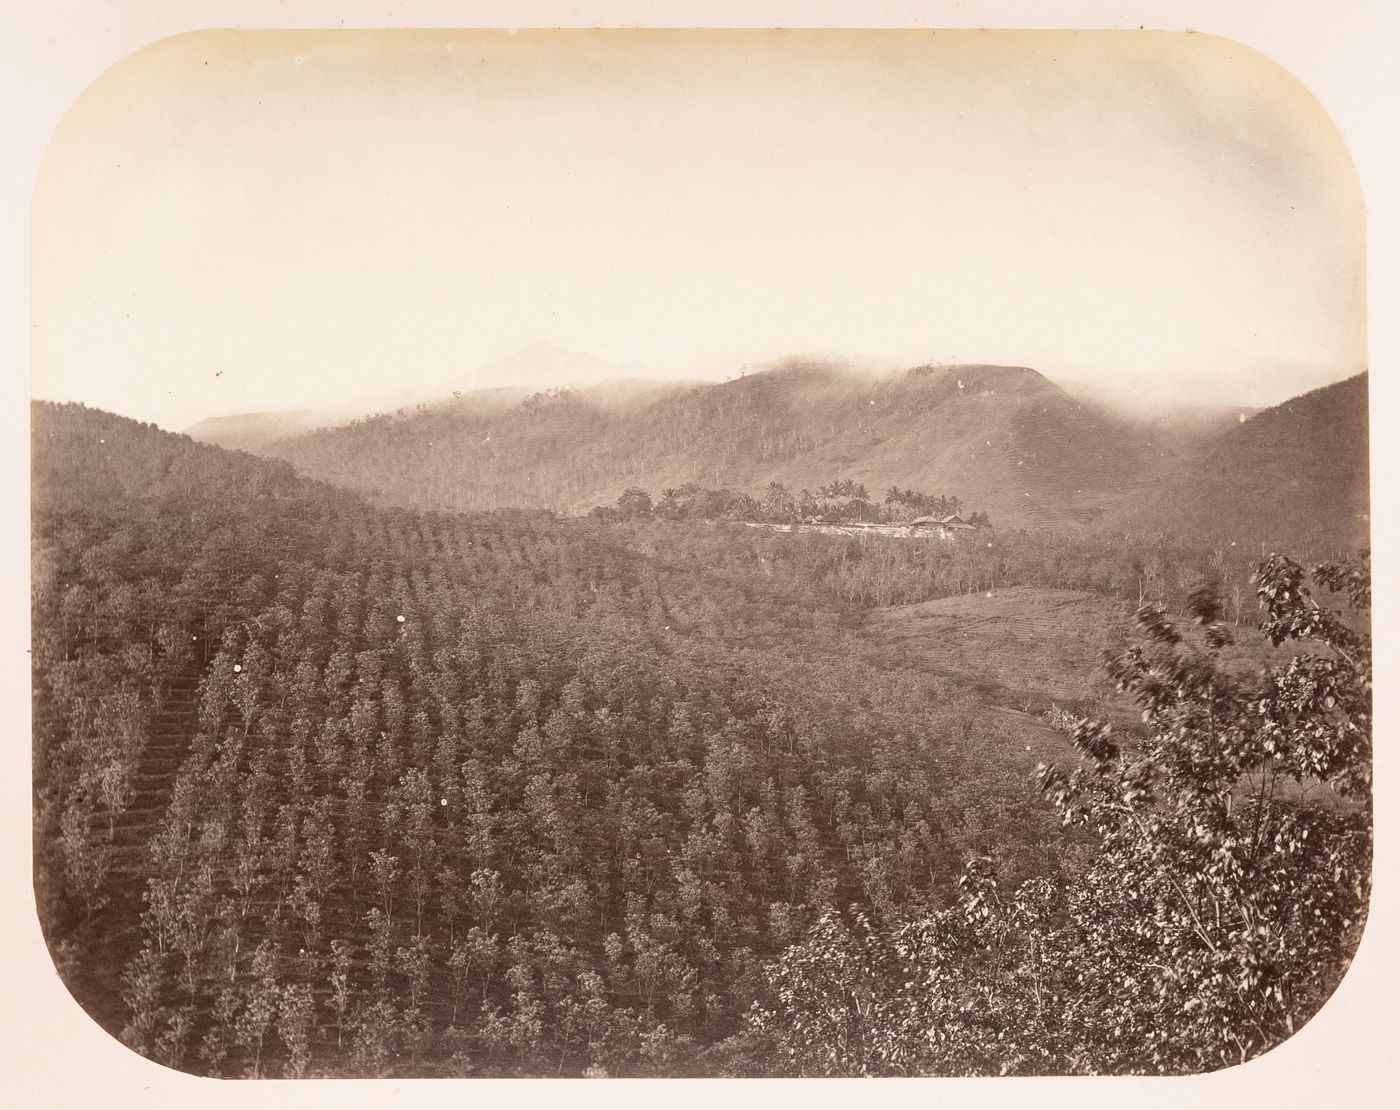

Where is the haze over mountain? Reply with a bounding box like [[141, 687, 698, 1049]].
[[256, 360, 1162, 527], [251, 358, 1366, 551], [183, 409, 329, 455], [447, 341, 658, 394], [36, 32, 1365, 438], [1111, 372, 1369, 552], [1056, 377, 1264, 435], [186, 342, 707, 452]]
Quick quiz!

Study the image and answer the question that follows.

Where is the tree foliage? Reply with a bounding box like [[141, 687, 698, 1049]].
[[33, 402, 1369, 1077], [752, 553, 1370, 1074]]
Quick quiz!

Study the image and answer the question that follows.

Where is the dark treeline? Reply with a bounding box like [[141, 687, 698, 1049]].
[[33, 402, 1369, 1077], [589, 480, 990, 527]]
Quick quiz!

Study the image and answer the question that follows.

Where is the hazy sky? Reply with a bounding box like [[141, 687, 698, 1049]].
[[32, 29, 1365, 430]]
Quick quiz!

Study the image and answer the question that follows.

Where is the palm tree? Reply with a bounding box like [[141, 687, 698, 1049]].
[[764, 481, 794, 521], [656, 489, 682, 520]]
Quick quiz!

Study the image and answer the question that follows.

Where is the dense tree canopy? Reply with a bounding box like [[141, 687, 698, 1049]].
[[32, 402, 1369, 1077]]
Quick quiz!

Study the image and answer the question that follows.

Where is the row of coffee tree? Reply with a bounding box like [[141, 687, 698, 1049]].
[[33, 402, 1369, 1076]]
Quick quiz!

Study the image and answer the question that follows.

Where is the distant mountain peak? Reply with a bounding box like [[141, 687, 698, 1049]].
[[517, 340, 585, 357], [452, 342, 635, 393]]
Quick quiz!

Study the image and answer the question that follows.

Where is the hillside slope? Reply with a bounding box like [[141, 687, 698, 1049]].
[[33, 401, 311, 509], [184, 409, 327, 453], [263, 361, 1171, 528], [33, 399, 1078, 1077], [1108, 373, 1369, 552], [185, 344, 678, 452]]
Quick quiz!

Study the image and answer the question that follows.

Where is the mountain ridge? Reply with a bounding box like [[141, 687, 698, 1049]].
[[1108, 372, 1369, 551], [260, 360, 1172, 527], [175, 355, 1366, 552], [185, 342, 697, 452]]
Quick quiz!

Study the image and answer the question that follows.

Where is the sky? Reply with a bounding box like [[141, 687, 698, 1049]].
[[31, 28, 1366, 430]]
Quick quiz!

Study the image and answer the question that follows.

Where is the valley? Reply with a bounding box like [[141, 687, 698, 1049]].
[[31, 368, 1371, 1077]]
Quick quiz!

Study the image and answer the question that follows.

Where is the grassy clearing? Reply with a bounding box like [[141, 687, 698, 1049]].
[[864, 585, 1342, 812], [864, 586, 1134, 714]]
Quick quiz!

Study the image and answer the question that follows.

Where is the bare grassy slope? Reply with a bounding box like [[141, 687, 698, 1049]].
[[862, 584, 1297, 781], [865, 587, 1134, 710]]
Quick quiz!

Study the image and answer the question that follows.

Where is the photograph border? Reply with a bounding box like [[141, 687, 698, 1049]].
[[5, 2, 1395, 1106]]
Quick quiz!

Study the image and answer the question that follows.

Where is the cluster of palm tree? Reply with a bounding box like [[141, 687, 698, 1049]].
[[805, 479, 872, 521], [882, 486, 963, 521], [652, 483, 759, 522], [771, 480, 972, 524], [605, 480, 981, 526]]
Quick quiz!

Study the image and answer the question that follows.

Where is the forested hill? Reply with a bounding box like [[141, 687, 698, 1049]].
[[260, 361, 1172, 528], [33, 402, 315, 511], [32, 399, 1074, 1076], [31, 400, 1370, 1077], [1108, 373, 1370, 554], [183, 409, 327, 455]]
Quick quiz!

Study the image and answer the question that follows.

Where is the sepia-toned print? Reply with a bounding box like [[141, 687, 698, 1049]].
[[30, 29, 1369, 1078]]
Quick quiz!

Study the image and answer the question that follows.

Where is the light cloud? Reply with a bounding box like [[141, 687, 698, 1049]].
[[32, 29, 1365, 429]]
